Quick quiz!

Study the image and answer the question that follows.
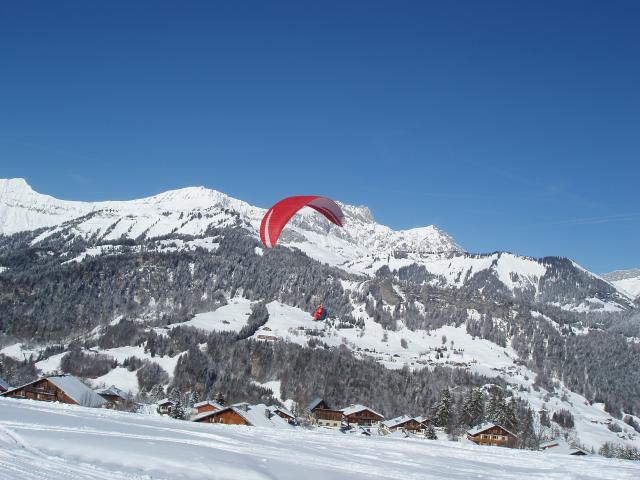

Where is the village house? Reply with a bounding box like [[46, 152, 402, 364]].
[[341, 404, 384, 428], [1, 374, 106, 408], [96, 385, 128, 407], [466, 422, 518, 448], [268, 405, 295, 423], [540, 438, 589, 455], [382, 415, 427, 435], [307, 398, 342, 428], [193, 400, 224, 416], [0, 377, 12, 394], [157, 398, 176, 415], [193, 403, 291, 428]]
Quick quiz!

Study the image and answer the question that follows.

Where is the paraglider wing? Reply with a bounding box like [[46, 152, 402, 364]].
[[260, 195, 345, 248]]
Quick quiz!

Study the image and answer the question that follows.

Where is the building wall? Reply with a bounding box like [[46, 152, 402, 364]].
[[468, 426, 516, 447], [312, 408, 342, 428], [344, 410, 383, 427], [196, 404, 218, 415], [388, 420, 425, 434], [207, 410, 251, 426]]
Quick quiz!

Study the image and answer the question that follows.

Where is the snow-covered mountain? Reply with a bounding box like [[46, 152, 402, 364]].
[[0, 177, 461, 263], [0, 178, 632, 312], [603, 269, 640, 300]]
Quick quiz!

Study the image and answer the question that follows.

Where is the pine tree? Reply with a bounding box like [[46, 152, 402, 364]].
[[424, 422, 437, 440], [485, 388, 504, 424], [460, 388, 485, 427], [499, 397, 518, 432], [189, 390, 200, 408], [517, 406, 538, 450], [433, 388, 453, 430], [169, 387, 181, 403], [148, 384, 165, 403], [539, 404, 550, 427], [169, 398, 185, 420]]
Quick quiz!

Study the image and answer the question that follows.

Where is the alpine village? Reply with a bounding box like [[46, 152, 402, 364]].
[[0, 370, 598, 457]]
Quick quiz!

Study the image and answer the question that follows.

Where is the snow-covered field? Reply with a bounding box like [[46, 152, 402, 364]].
[[0, 398, 638, 480]]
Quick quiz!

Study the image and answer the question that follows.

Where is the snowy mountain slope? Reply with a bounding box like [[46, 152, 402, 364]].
[[0, 398, 638, 480], [603, 269, 640, 300], [0, 178, 632, 312]]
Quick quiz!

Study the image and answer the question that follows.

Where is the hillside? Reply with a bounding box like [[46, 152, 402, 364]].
[[0, 398, 638, 480]]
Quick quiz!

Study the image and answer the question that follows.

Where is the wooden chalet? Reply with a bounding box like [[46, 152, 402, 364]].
[[0, 377, 12, 394], [194, 406, 252, 426], [96, 385, 128, 407], [193, 403, 291, 428], [1, 375, 106, 408], [193, 400, 224, 415], [466, 422, 517, 448], [341, 404, 384, 427], [269, 405, 295, 423], [382, 415, 427, 435], [157, 398, 176, 415], [307, 397, 342, 428]]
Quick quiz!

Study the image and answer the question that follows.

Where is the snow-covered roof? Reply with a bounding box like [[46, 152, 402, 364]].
[[96, 385, 127, 399], [307, 397, 326, 411], [194, 400, 223, 409], [46, 375, 107, 408], [0, 377, 12, 391], [194, 404, 293, 429], [466, 422, 517, 438], [340, 404, 384, 419], [157, 398, 175, 406], [540, 438, 589, 455], [268, 405, 294, 418], [415, 415, 429, 424], [382, 415, 420, 428]]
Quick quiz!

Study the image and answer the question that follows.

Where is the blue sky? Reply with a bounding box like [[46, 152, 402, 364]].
[[1, 1, 638, 273]]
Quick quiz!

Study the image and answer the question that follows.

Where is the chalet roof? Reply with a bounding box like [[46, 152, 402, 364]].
[[268, 405, 294, 418], [193, 404, 293, 429], [340, 404, 384, 419], [382, 415, 421, 428], [415, 415, 429, 424], [540, 438, 589, 455], [466, 422, 517, 438], [157, 398, 176, 406], [307, 397, 326, 411], [96, 385, 127, 399], [539, 439, 560, 449], [46, 376, 107, 408], [0, 377, 12, 391], [2, 375, 106, 408], [193, 400, 224, 409]]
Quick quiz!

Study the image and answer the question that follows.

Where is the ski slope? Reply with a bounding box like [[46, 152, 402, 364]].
[[0, 398, 638, 480]]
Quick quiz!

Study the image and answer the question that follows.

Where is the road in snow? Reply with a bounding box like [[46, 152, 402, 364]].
[[0, 398, 638, 480]]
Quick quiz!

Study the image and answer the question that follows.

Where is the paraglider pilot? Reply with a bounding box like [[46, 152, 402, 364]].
[[313, 304, 326, 321]]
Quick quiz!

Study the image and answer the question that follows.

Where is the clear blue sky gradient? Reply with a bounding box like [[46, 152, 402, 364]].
[[1, 1, 638, 273]]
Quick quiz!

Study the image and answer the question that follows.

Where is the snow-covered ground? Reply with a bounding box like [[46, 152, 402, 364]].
[[172, 297, 253, 333], [0, 398, 638, 480]]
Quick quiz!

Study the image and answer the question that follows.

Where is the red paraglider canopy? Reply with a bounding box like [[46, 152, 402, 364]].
[[260, 195, 345, 248]]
